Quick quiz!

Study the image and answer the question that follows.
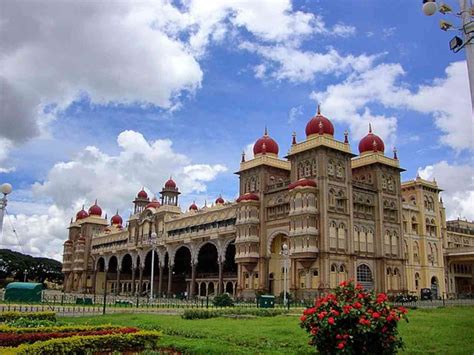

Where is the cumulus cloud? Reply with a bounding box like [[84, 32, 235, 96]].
[[417, 161, 474, 220], [2, 130, 227, 260], [311, 61, 472, 151]]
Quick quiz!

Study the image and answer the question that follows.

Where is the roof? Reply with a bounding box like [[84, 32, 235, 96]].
[[5, 282, 43, 290]]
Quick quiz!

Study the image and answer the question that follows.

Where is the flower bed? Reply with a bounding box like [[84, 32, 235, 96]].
[[0, 312, 56, 323], [300, 281, 408, 354], [182, 307, 288, 320], [0, 324, 121, 334], [0, 327, 138, 347], [1, 330, 161, 354]]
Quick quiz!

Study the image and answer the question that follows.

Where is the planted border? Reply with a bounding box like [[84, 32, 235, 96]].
[[0, 327, 138, 347], [1, 330, 161, 355], [182, 307, 289, 320], [0, 312, 56, 323], [0, 324, 122, 334]]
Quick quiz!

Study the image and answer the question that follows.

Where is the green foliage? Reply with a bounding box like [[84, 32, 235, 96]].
[[1, 330, 161, 355], [300, 281, 408, 354], [0, 324, 121, 334], [0, 249, 62, 284], [0, 312, 56, 323], [5, 318, 55, 328], [212, 293, 234, 307], [182, 307, 288, 320]]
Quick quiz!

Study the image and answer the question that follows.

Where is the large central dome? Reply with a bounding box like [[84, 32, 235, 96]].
[[253, 127, 279, 156]]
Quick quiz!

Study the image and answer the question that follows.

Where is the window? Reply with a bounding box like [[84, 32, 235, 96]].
[[357, 264, 373, 289]]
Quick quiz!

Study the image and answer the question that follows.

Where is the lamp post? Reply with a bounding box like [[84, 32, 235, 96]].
[[422, 0, 474, 108], [281, 243, 289, 307], [149, 232, 157, 300], [0, 183, 13, 239]]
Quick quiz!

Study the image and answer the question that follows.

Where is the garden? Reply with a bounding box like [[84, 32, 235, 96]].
[[0, 282, 473, 354]]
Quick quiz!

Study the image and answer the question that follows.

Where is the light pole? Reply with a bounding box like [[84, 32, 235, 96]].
[[0, 183, 13, 239], [281, 243, 289, 307], [422, 0, 474, 108], [149, 232, 157, 300]]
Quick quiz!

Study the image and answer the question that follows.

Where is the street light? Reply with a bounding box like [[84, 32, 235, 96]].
[[281, 243, 289, 307], [149, 232, 157, 300], [422, 0, 474, 108], [0, 183, 13, 238]]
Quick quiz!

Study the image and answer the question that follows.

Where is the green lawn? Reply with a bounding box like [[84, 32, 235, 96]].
[[61, 307, 474, 354]]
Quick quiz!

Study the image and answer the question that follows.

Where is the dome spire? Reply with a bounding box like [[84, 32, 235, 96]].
[[317, 103, 321, 115], [264, 126, 268, 136], [369, 123, 372, 133], [292, 131, 297, 145], [393, 147, 398, 160], [344, 130, 349, 144], [241, 150, 246, 162]]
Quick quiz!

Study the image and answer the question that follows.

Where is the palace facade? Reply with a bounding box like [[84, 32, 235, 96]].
[[63, 108, 458, 299]]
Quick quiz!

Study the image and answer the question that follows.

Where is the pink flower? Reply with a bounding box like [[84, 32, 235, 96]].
[[337, 342, 345, 349], [300, 315, 307, 322], [328, 317, 335, 325], [372, 312, 380, 319], [353, 302, 362, 309]]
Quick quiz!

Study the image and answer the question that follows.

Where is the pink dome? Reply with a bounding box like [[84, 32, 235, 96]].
[[137, 188, 148, 199], [215, 196, 225, 204], [88, 200, 102, 217], [165, 178, 176, 189], [288, 178, 317, 190], [236, 193, 260, 202], [189, 202, 198, 211], [76, 207, 89, 220], [305, 106, 334, 137], [358, 124, 385, 154], [253, 128, 279, 156], [111, 211, 123, 225]]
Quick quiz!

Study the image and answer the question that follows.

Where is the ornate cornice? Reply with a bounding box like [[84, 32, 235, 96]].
[[288, 135, 352, 156], [238, 154, 291, 173], [351, 152, 403, 170]]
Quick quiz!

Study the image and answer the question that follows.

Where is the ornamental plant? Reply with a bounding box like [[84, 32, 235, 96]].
[[300, 281, 408, 354]]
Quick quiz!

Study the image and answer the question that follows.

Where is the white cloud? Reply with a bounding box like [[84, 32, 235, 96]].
[[3, 130, 227, 260], [288, 105, 303, 123], [332, 23, 356, 37], [241, 43, 376, 82], [311, 61, 473, 151], [418, 161, 474, 220]]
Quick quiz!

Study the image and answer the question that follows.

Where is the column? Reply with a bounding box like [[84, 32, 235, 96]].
[[92, 270, 97, 294], [218, 261, 223, 294], [158, 265, 164, 297], [131, 266, 136, 295], [167, 264, 173, 296], [190, 262, 196, 297], [138, 266, 144, 296], [116, 268, 121, 295]]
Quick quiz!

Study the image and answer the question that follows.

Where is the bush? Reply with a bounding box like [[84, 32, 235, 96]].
[[0, 324, 122, 334], [0, 312, 56, 323], [5, 319, 55, 328], [0, 327, 138, 347], [182, 307, 288, 320], [1, 330, 161, 354], [300, 281, 408, 354], [212, 293, 234, 307]]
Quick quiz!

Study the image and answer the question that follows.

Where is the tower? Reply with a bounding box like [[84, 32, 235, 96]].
[[160, 177, 180, 206]]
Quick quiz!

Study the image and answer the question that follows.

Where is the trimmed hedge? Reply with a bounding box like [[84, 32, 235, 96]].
[[0, 324, 121, 334], [0, 327, 138, 347], [0, 312, 56, 323], [182, 307, 289, 320], [1, 330, 161, 354]]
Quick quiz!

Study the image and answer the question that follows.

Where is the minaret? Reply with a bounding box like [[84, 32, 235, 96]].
[[160, 177, 180, 206]]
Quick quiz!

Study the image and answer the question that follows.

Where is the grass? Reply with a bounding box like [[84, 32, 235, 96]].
[[61, 306, 474, 354]]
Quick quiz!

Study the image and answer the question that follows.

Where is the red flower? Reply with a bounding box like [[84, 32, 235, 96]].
[[353, 302, 362, 309], [318, 311, 328, 320], [336, 334, 342, 339], [300, 315, 307, 322], [398, 306, 408, 314], [331, 309, 340, 316], [372, 312, 380, 319], [328, 317, 335, 325], [339, 280, 348, 287], [357, 293, 365, 299], [311, 327, 318, 335], [343, 305, 352, 314], [355, 283, 363, 290], [337, 342, 345, 349], [376, 293, 388, 304]]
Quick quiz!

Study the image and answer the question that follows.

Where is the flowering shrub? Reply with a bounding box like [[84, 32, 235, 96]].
[[300, 281, 408, 354]]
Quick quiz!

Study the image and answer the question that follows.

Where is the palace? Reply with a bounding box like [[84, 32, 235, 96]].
[[62, 108, 472, 299]]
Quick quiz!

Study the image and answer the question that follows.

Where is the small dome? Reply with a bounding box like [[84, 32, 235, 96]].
[[189, 201, 198, 211], [253, 127, 279, 156], [137, 188, 148, 199], [288, 178, 317, 190], [305, 105, 334, 137], [236, 192, 260, 202], [146, 197, 161, 209], [111, 211, 123, 225], [215, 195, 225, 204], [88, 200, 102, 217], [165, 178, 176, 189], [76, 206, 89, 220], [358, 124, 385, 154]]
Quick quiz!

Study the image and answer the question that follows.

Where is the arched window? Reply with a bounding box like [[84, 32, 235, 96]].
[[329, 222, 337, 249], [357, 264, 373, 289], [386, 267, 392, 290], [304, 161, 311, 177], [328, 160, 335, 176], [415, 272, 420, 290], [393, 268, 400, 290], [391, 232, 398, 256], [354, 226, 360, 252], [330, 264, 338, 288], [311, 159, 317, 176], [413, 241, 420, 264], [384, 231, 391, 256], [337, 223, 346, 250], [411, 216, 418, 234], [367, 229, 374, 253]]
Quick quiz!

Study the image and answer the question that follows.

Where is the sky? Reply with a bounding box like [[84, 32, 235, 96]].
[[0, 0, 472, 261]]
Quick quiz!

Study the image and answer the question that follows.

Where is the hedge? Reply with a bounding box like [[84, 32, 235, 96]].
[[0, 312, 56, 323], [182, 307, 289, 320], [0, 327, 138, 347], [1, 330, 161, 354], [0, 324, 121, 334]]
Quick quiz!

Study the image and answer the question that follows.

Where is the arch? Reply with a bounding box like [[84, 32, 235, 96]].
[[197, 242, 219, 275], [223, 241, 237, 274], [415, 272, 420, 290], [357, 264, 373, 289], [96, 257, 106, 272], [267, 230, 289, 254], [173, 246, 192, 296], [108, 255, 118, 273]]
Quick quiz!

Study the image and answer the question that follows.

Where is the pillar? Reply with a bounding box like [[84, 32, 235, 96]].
[[92, 270, 97, 294], [167, 264, 173, 296], [158, 265, 164, 297], [138, 266, 144, 296], [116, 268, 121, 295], [131, 266, 136, 295], [218, 261, 223, 294], [191, 262, 196, 297]]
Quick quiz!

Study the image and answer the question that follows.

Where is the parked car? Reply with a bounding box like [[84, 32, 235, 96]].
[[420, 288, 432, 300]]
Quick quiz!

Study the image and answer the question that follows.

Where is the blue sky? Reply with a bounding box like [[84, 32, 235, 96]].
[[0, 0, 472, 260]]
